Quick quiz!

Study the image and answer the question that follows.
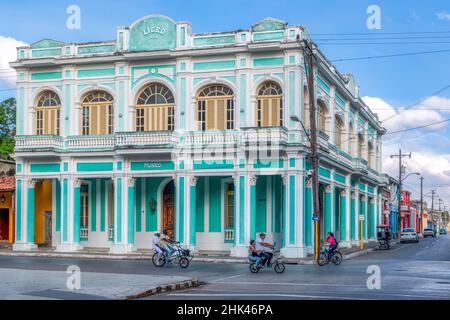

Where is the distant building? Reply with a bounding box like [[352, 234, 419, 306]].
[[0, 160, 15, 245]]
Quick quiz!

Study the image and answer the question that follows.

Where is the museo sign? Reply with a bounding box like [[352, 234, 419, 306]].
[[129, 15, 177, 52]]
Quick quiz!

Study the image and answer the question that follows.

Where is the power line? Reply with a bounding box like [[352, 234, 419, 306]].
[[381, 84, 450, 124], [330, 49, 450, 62], [315, 35, 450, 41], [310, 31, 450, 36], [385, 119, 450, 135], [319, 41, 450, 45]]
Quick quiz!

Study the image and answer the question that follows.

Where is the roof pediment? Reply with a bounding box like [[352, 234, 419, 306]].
[[30, 39, 64, 49], [252, 18, 287, 32]]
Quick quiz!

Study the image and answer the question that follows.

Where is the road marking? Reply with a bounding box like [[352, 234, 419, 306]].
[[209, 274, 245, 283], [166, 293, 371, 300], [210, 281, 366, 288]]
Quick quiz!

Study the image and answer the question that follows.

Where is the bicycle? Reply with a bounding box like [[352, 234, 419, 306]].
[[317, 244, 342, 266], [249, 250, 286, 274], [152, 242, 194, 268]]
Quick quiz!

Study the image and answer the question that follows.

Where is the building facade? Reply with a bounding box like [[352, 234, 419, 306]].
[[11, 15, 386, 257], [0, 161, 16, 246]]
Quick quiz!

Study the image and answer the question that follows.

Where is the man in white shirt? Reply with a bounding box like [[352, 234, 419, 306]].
[[152, 232, 164, 262], [256, 233, 274, 267]]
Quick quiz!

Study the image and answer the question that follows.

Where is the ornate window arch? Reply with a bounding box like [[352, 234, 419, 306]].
[[358, 133, 365, 159], [368, 141, 375, 168], [317, 100, 328, 133], [303, 86, 310, 129], [35, 90, 61, 135], [256, 81, 283, 127], [197, 84, 234, 131], [335, 114, 344, 150], [136, 83, 175, 131], [81, 91, 114, 135], [348, 122, 355, 156]]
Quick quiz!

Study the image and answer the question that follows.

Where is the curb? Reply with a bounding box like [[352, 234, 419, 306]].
[[126, 278, 200, 300]]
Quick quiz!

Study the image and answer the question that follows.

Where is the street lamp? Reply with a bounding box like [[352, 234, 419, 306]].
[[401, 172, 420, 182], [290, 115, 311, 144]]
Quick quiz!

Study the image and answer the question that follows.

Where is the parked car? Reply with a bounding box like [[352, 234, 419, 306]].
[[400, 228, 419, 243], [440, 229, 447, 235], [423, 228, 436, 238]]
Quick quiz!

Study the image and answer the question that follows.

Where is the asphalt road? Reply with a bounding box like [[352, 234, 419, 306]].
[[1, 234, 449, 300]]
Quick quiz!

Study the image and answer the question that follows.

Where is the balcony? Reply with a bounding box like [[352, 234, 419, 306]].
[[352, 157, 368, 174], [317, 130, 330, 150], [15, 135, 63, 152], [379, 174, 390, 186], [66, 135, 115, 151], [183, 130, 240, 146], [241, 126, 288, 146], [116, 131, 178, 148]]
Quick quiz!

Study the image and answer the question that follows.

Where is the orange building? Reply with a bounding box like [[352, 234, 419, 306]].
[[0, 177, 15, 244]]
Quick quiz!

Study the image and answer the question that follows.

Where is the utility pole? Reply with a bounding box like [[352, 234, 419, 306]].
[[390, 149, 411, 234], [420, 176, 424, 234], [303, 39, 320, 260], [431, 189, 437, 231]]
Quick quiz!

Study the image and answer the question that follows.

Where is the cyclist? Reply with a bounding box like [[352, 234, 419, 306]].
[[325, 232, 338, 260], [161, 229, 175, 263], [248, 240, 263, 268], [256, 233, 274, 267], [152, 232, 164, 263]]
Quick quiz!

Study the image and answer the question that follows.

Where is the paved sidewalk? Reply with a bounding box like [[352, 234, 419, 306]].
[[0, 267, 197, 300], [0, 240, 393, 265]]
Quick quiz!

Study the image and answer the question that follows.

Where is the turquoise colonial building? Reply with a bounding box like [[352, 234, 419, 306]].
[[11, 15, 388, 257]]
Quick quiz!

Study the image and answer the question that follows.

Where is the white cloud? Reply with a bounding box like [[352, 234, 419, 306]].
[[0, 36, 28, 87], [362, 96, 446, 133], [437, 11, 450, 21], [419, 96, 450, 113], [364, 95, 450, 205]]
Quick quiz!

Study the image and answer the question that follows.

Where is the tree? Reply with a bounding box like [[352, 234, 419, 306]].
[[0, 98, 16, 160]]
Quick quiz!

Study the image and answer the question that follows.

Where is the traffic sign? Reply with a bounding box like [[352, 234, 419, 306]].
[[359, 215, 365, 221], [312, 216, 320, 221]]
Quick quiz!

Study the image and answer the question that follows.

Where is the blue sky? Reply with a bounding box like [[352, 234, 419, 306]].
[[1, 0, 450, 202]]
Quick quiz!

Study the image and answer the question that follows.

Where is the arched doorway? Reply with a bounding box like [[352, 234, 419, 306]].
[[162, 180, 175, 239]]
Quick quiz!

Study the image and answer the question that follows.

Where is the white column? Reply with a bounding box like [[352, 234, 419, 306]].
[[56, 177, 83, 252], [110, 176, 136, 254], [281, 172, 307, 259]]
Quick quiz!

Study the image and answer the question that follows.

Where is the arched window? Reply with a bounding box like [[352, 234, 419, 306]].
[[303, 86, 310, 129], [368, 142, 375, 168], [197, 84, 234, 131], [317, 101, 328, 133], [136, 83, 175, 131], [358, 133, 365, 159], [349, 122, 355, 156], [35, 91, 61, 135], [256, 81, 283, 127], [81, 91, 114, 135], [335, 115, 344, 150]]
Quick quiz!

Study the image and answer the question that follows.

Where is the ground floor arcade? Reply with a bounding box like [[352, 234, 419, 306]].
[[13, 158, 385, 258]]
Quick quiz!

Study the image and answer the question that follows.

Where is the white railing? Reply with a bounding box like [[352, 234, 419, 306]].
[[242, 127, 288, 144], [15, 135, 63, 151], [66, 135, 115, 150], [224, 228, 235, 242], [116, 131, 178, 147], [80, 227, 89, 240], [184, 131, 239, 145]]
